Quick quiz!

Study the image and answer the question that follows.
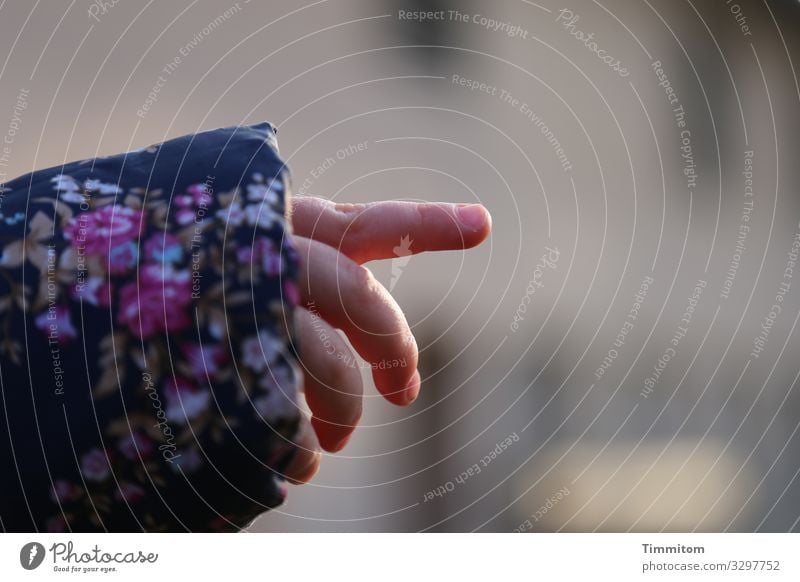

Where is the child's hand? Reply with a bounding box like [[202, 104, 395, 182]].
[[283, 198, 492, 483]]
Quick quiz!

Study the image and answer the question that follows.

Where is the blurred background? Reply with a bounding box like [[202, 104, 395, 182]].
[[1, 0, 800, 531]]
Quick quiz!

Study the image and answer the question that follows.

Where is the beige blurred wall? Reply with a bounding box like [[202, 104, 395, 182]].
[[2, 0, 800, 531]]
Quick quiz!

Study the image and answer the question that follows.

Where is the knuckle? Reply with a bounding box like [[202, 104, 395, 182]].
[[333, 203, 369, 256], [333, 202, 367, 216], [351, 264, 379, 306], [328, 355, 356, 393]]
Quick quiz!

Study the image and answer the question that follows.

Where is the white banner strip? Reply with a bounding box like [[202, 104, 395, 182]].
[[1, 533, 797, 581]]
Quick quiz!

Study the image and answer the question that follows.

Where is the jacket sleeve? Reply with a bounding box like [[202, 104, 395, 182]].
[[0, 122, 301, 532]]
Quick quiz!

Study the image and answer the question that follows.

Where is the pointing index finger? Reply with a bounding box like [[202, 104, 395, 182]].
[[290, 198, 492, 264]]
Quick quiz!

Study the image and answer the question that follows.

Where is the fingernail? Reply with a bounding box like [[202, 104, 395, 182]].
[[457, 204, 487, 230]]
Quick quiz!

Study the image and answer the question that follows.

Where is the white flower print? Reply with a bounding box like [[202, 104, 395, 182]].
[[244, 203, 280, 229], [241, 330, 284, 373], [84, 178, 122, 195]]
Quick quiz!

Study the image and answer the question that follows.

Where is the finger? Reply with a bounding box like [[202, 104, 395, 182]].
[[284, 415, 321, 485], [294, 307, 363, 452], [293, 235, 419, 405], [290, 197, 492, 264]]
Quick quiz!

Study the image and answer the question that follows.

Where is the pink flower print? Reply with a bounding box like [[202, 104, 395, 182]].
[[64, 206, 144, 256], [256, 237, 282, 276], [181, 342, 228, 380], [174, 194, 194, 208], [262, 249, 282, 277], [236, 237, 283, 276], [172, 184, 211, 225], [186, 183, 212, 205], [118, 265, 191, 338], [50, 479, 81, 504], [236, 246, 254, 265], [119, 431, 154, 460], [34, 304, 78, 343], [114, 482, 146, 503], [164, 377, 210, 424], [45, 515, 68, 532], [175, 208, 196, 226], [283, 280, 299, 308], [81, 448, 110, 482]]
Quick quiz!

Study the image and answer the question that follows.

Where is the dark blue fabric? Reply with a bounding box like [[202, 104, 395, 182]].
[[0, 123, 300, 532]]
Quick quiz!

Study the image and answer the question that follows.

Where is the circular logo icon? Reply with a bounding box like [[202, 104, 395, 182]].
[[19, 542, 45, 570]]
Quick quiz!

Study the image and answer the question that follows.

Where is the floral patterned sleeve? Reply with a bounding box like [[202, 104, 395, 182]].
[[0, 122, 302, 532]]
